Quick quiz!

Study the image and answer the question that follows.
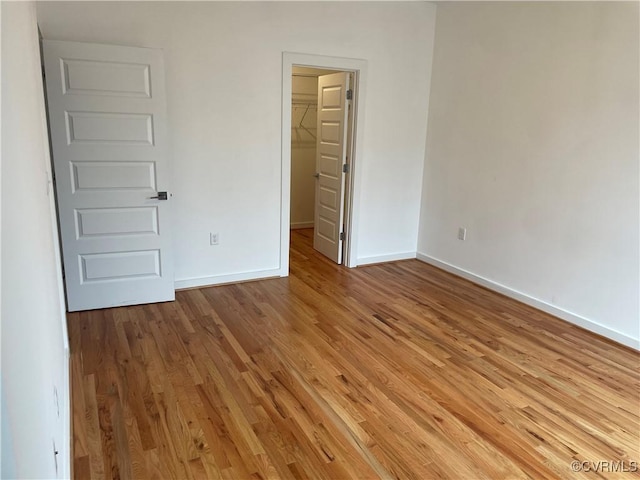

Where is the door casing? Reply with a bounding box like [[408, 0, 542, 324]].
[[281, 52, 367, 273]]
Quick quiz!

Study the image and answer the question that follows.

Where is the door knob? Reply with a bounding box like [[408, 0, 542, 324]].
[[149, 191, 168, 200], [313, 173, 320, 178]]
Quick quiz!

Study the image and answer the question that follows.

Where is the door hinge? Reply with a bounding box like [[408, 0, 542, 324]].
[[346, 89, 353, 100], [340, 232, 345, 241], [342, 163, 350, 174]]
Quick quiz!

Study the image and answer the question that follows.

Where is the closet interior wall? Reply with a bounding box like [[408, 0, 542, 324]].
[[290, 68, 320, 229]]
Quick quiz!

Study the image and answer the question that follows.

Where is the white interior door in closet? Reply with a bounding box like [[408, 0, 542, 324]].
[[313, 72, 351, 264]]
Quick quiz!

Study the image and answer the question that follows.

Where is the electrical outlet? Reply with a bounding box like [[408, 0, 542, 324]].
[[210, 232, 219, 245], [458, 227, 467, 241]]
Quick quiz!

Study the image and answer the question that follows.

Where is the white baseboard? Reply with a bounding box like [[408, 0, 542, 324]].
[[290, 222, 314, 230], [357, 251, 416, 266], [416, 253, 639, 351], [175, 268, 281, 290]]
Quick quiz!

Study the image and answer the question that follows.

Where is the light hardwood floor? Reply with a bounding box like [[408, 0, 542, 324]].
[[69, 228, 640, 479]]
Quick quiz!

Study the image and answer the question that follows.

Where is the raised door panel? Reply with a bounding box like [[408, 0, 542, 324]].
[[62, 58, 151, 97]]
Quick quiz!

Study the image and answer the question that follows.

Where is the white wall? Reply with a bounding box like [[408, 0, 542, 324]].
[[36, 1, 437, 281], [419, 2, 639, 348], [1, 2, 70, 478]]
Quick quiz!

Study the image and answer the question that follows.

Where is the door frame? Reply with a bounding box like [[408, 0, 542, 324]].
[[280, 52, 367, 274]]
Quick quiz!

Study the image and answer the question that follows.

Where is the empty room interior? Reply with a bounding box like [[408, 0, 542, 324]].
[[1, 1, 639, 478]]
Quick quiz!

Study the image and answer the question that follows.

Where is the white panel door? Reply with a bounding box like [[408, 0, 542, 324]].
[[314, 72, 350, 263], [43, 40, 175, 311]]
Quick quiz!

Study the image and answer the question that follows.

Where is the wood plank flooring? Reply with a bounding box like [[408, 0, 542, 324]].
[[69, 228, 640, 479]]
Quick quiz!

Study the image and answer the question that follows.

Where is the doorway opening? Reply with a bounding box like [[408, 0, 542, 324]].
[[281, 52, 367, 275], [290, 66, 355, 265]]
